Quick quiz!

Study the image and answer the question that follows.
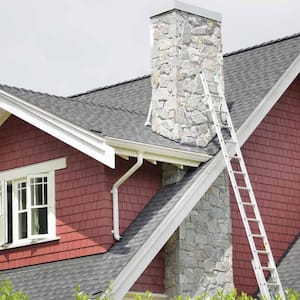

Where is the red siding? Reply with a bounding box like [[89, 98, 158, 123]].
[[0, 116, 161, 270], [130, 250, 165, 293], [231, 75, 300, 294]]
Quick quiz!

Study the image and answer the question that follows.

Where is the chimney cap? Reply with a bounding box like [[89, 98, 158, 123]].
[[150, 0, 222, 22]]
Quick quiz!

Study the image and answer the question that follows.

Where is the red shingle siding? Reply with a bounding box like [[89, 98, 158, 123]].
[[231, 75, 300, 294], [130, 250, 165, 293], [0, 116, 161, 270]]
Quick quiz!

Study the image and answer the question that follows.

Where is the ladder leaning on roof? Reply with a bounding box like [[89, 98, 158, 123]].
[[199, 73, 286, 300]]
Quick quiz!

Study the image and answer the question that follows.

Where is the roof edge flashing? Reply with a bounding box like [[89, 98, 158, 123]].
[[150, 0, 222, 22]]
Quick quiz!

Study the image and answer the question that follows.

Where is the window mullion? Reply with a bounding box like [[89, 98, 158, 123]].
[[48, 171, 55, 238], [27, 177, 31, 240], [12, 182, 18, 243], [0, 181, 6, 245]]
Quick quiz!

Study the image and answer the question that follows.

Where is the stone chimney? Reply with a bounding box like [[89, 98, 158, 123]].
[[150, 1, 223, 147]]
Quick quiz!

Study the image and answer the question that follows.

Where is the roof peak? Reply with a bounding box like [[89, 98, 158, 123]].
[[224, 32, 300, 57]]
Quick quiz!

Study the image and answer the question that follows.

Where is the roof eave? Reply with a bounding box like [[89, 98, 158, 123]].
[[111, 53, 300, 299], [105, 136, 211, 168], [0, 90, 115, 169]]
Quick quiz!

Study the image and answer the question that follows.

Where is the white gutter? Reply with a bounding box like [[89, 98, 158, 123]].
[[111, 152, 144, 241], [106, 137, 211, 167]]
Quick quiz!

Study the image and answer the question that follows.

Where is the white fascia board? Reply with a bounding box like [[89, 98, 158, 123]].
[[112, 56, 300, 299], [0, 90, 115, 169], [105, 137, 211, 167]]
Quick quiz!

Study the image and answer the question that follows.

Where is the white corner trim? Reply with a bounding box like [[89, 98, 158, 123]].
[[111, 55, 300, 299], [105, 137, 211, 167], [0, 90, 115, 169], [0, 157, 66, 181], [150, 0, 222, 22]]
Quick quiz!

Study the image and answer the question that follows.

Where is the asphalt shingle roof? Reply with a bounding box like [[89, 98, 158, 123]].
[[277, 233, 300, 292], [0, 34, 299, 155], [0, 33, 299, 298]]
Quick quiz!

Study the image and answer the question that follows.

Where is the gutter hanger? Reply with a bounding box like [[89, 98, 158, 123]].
[[111, 152, 144, 240]]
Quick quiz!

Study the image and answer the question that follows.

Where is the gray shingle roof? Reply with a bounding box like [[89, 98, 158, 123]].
[[0, 33, 299, 298], [277, 233, 300, 292], [1, 34, 299, 155]]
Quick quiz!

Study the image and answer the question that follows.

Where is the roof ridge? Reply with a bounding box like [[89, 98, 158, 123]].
[[224, 32, 300, 57], [74, 94, 147, 116], [69, 74, 151, 98], [0, 83, 65, 99]]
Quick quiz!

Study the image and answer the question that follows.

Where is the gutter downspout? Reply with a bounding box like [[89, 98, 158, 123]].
[[111, 152, 144, 240]]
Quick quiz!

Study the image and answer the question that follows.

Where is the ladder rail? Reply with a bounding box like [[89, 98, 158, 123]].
[[200, 73, 286, 300]]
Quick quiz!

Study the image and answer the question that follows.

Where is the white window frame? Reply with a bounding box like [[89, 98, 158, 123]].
[[0, 157, 66, 248]]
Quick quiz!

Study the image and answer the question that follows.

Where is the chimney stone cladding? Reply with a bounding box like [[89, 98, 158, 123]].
[[151, 5, 223, 147]]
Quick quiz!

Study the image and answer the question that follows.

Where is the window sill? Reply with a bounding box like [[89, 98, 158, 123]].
[[0, 236, 60, 251]]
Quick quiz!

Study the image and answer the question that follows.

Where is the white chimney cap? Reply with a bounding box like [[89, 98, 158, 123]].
[[150, 0, 222, 22]]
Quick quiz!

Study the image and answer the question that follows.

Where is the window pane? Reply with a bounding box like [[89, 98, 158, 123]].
[[18, 212, 27, 239], [31, 208, 48, 235], [17, 182, 27, 210], [31, 177, 47, 206]]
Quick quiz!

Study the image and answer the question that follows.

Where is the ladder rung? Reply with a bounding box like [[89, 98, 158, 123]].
[[216, 123, 231, 129], [227, 155, 241, 160], [267, 282, 280, 287], [261, 266, 275, 271], [242, 201, 254, 206], [246, 218, 259, 222], [214, 109, 228, 114], [237, 186, 250, 190], [233, 170, 245, 175], [225, 140, 237, 144], [252, 234, 264, 238], [256, 250, 268, 254]]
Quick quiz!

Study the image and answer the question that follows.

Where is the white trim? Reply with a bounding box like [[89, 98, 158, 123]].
[[0, 181, 5, 245], [150, 0, 222, 22], [124, 291, 167, 300], [105, 137, 211, 167], [111, 57, 300, 299], [0, 90, 115, 169], [0, 236, 60, 250], [0, 109, 10, 127], [0, 157, 66, 182]]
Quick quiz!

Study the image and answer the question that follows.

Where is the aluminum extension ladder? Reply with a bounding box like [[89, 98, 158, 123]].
[[199, 73, 286, 300]]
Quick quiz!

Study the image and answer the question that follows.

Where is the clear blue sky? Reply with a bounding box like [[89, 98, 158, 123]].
[[0, 0, 299, 96]]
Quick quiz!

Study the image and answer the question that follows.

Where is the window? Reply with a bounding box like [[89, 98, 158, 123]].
[[0, 158, 66, 247]]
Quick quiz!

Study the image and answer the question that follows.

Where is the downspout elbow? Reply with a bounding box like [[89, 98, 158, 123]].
[[111, 152, 144, 241]]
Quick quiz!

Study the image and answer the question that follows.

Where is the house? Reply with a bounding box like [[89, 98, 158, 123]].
[[0, 1, 299, 299]]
